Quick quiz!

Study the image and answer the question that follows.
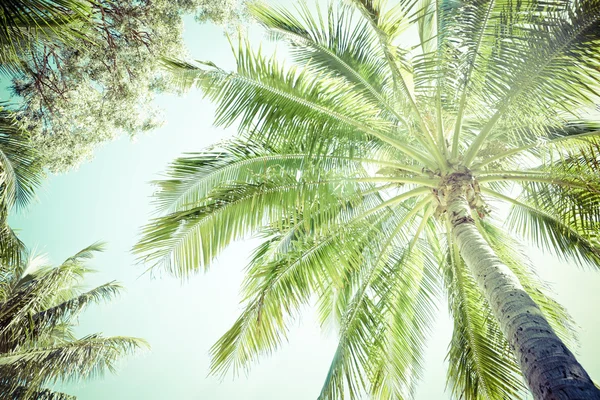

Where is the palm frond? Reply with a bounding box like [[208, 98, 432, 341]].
[[0, 243, 107, 337], [209, 190, 396, 377], [0, 263, 85, 334], [319, 200, 439, 399], [0, 107, 42, 211], [0, 384, 75, 400], [485, 186, 600, 268], [473, 121, 600, 170], [464, 0, 600, 165], [480, 139, 600, 267], [0, 244, 146, 398], [0, 335, 148, 390], [364, 209, 440, 400], [162, 42, 434, 167], [249, 2, 400, 122], [448, 0, 498, 157], [0, 224, 25, 271], [348, 0, 422, 110], [150, 137, 405, 214], [135, 152, 429, 276], [61, 241, 106, 265], [32, 282, 123, 333]]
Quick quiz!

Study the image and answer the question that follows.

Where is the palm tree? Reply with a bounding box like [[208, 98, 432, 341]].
[[135, 0, 600, 398], [0, 242, 148, 399], [0, 105, 42, 266], [0, 0, 87, 260]]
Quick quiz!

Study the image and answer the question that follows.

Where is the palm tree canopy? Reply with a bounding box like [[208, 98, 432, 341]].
[[0, 242, 148, 399], [136, 0, 600, 398]]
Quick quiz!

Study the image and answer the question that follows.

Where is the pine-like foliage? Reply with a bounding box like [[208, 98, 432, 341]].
[[2, 0, 244, 172]]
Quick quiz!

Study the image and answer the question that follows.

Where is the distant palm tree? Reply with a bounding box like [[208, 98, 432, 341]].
[[0, 243, 147, 399], [135, 0, 600, 398]]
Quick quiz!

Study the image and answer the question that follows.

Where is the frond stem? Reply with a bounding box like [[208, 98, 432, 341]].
[[450, 0, 495, 159], [355, 176, 439, 187], [479, 174, 598, 192], [473, 130, 600, 170]]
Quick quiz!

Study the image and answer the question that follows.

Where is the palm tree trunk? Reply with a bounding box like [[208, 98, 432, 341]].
[[447, 182, 600, 400]]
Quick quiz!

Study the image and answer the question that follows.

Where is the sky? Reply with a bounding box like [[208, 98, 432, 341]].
[[6, 4, 600, 400]]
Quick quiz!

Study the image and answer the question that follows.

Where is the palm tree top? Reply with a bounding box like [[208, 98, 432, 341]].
[[0, 242, 148, 399], [136, 0, 600, 398]]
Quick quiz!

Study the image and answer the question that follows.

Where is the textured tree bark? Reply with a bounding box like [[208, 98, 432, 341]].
[[447, 183, 600, 400]]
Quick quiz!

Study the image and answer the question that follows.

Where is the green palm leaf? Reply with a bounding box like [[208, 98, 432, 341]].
[[209, 189, 399, 376], [0, 385, 75, 400], [32, 282, 122, 332], [249, 2, 398, 120], [0, 335, 147, 384], [0, 107, 42, 211], [163, 47, 434, 166], [464, 0, 600, 164]]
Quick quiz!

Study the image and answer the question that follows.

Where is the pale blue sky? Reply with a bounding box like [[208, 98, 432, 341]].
[[6, 5, 600, 400]]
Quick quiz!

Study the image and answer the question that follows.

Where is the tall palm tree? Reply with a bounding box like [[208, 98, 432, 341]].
[[135, 0, 600, 398], [0, 242, 147, 399]]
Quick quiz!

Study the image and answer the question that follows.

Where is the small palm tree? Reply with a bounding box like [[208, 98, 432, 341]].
[[0, 105, 42, 265], [136, 0, 600, 398], [0, 243, 147, 399]]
